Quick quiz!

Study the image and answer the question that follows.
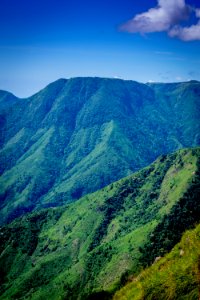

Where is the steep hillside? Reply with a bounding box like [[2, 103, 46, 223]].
[[114, 223, 200, 300], [0, 147, 200, 300], [0, 78, 200, 224]]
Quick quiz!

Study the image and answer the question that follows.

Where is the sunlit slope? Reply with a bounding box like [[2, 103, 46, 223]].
[[114, 223, 200, 300], [0, 147, 200, 299]]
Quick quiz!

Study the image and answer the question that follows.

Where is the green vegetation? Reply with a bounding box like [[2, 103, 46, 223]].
[[139, 151, 200, 267], [0, 78, 200, 224], [114, 223, 200, 300], [0, 147, 200, 299]]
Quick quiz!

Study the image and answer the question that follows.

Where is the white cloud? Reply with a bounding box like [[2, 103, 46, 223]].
[[120, 0, 190, 33], [175, 76, 184, 81], [120, 0, 200, 42], [168, 22, 200, 41], [196, 9, 200, 18]]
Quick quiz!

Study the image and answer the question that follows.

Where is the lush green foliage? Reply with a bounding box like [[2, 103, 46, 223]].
[[139, 152, 200, 266], [0, 78, 200, 224], [114, 222, 200, 300], [0, 147, 200, 299]]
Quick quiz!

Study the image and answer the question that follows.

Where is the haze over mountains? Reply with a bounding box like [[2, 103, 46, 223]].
[[0, 77, 200, 224]]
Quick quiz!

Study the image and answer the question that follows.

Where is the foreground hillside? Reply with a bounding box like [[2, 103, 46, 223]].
[[114, 223, 200, 300], [0, 78, 200, 224], [0, 147, 200, 299]]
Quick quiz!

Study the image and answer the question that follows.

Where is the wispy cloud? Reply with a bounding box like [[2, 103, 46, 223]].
[[155, 51, 173, 55], [120, 0, 200, 42], [175, 76, 184, 81], [188, 70, 200, 77]]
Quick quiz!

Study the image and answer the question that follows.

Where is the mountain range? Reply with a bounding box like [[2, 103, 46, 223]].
[[0, 147, 200, 299], [1, 78, 200, 299], [0, 77, 200, 224]]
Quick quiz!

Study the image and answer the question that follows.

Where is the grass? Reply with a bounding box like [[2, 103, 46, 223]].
[[114, 223, 200, 300]]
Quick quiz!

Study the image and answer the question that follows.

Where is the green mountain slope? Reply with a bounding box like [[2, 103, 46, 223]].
[[0, 147, 200, 300], [114, 223, 200, 300], [0, 78, 200, 224]]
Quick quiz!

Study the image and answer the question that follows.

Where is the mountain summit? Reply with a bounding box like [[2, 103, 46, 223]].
[[0, 77, 200, 224]]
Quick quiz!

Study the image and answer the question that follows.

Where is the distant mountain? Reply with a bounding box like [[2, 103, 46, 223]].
[[0, 78, 200, 224], [0, 147, 200, 299]]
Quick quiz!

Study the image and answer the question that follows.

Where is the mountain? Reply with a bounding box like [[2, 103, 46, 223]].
[[0, 78, 200, 224], [0, 147, 200, 299], [114, 222, 200, 300]]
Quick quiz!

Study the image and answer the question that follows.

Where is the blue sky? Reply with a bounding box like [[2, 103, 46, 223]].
[[0, 0, 200, 97]]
